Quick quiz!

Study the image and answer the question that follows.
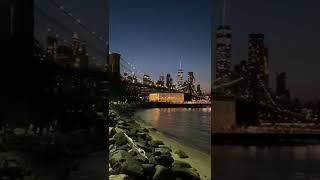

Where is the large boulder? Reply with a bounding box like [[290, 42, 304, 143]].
[[110, 150, 144, 178], [109, 127, 117, 138], [142, 164, 156, 179], [152, 165, 174, 180], [149, 140, 164, 148], [172, 161, 200, 180], [114, 132, 128, 146], [154, 147, 171, 155], [149, 153, 174, 167], [172, 160, 192, 169], [174, 150, 189, 158]]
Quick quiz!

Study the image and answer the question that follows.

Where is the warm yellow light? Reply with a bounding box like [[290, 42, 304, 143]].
[[149, 93, 184, 104]]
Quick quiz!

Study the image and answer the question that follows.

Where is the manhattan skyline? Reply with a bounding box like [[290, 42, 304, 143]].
[[213, 0, 320, 101], [109, 0, 212, 93]]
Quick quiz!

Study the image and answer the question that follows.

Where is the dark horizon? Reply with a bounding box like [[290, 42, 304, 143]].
[[213, 0, 320, 102]]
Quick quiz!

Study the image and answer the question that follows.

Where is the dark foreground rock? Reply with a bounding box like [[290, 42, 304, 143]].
[[152, 165, 173, 180], [109, 105, 202, 180], [110, 150, 144, 179]]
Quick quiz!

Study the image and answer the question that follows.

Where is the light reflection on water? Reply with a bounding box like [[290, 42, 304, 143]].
[[135, 108, 211, 154], [213, 145, 320, 180]]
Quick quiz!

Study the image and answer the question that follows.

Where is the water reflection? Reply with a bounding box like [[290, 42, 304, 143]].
[[213, 145, 320, 180], [135, 108, 211, 154]]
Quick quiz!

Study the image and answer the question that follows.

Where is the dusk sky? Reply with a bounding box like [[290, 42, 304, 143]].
[[109, 0, 212, 93], [213, 0, 320, 101]]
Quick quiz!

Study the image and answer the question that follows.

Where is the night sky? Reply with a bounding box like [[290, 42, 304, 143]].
[[213, 0, 320, 101], [109, 0, 212, 93]]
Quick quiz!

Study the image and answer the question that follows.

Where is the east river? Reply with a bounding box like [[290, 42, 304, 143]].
[[134, 107, 320, 180], [213, 145, 320, 180], [134, 107, 211, 154]]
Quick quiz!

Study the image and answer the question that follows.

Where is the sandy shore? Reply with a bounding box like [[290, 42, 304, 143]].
[[143, 124, 212, 180]]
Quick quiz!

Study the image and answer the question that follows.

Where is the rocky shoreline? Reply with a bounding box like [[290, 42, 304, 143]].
[[109, 107, 203, 180]]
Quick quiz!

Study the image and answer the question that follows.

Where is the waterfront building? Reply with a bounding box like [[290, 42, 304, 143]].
[[149, 92, 184, 104]]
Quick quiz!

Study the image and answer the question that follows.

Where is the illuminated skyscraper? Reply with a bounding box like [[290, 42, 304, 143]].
[[215, 0, 232, 80], [248, 33, 269, 87], [177, 61, 184, 89]]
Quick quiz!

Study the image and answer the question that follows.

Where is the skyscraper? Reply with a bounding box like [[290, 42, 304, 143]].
[[177, 61, 184, 89], [215, 0, 232, 80], [188, 72, 196, 91], [248, 33, 269, 86], [247, 33, 269, 101], [166, 73, 173, 89]]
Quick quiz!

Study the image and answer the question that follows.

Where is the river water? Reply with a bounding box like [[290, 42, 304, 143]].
[[134, 108, 320, 180], [134, 107, 211, 154], [213, 145, 320, 180]]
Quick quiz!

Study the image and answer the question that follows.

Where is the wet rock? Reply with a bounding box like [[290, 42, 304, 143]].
[[135, 142, 153, 153], [142, 128, 149, 133], [149, 140, 164, 148], [172, 167, 200, 180], [129, 150, 137, 156], [137, 133, 147, 140], [109, 119, 118, 127], [142, 164, 156, 178], [172, 160, 192, 169], [109, 127, 117, 138], [158, 145, 172, 152], [127, 129, 138, 137], [109, 138, 115, 144], [175, 150, 189, 158], [117, 144, 130, 151], [149, 154, 174, 167], [114, 132, 128, 146], [110, 150, 144, 178], [154, 147, 171, 155], [109, 174, 133, 180], [152, 165, 173, 180]]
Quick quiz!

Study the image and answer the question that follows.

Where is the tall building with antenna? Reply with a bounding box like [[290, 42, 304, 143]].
[[177, 61, 184, 89], [215, 0, 232, 80]]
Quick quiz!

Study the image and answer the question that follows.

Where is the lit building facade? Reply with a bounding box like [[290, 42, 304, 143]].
[[149, 93, 184, 104], [215, 25, 232, 80], [248, 33, 269, 86], [247, 33, 269, 100], [177, 62, 184, 89]]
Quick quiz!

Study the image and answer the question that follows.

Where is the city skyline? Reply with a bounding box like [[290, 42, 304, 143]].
[[213, 0, 320, 101], [109, 0, 211, 93]]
